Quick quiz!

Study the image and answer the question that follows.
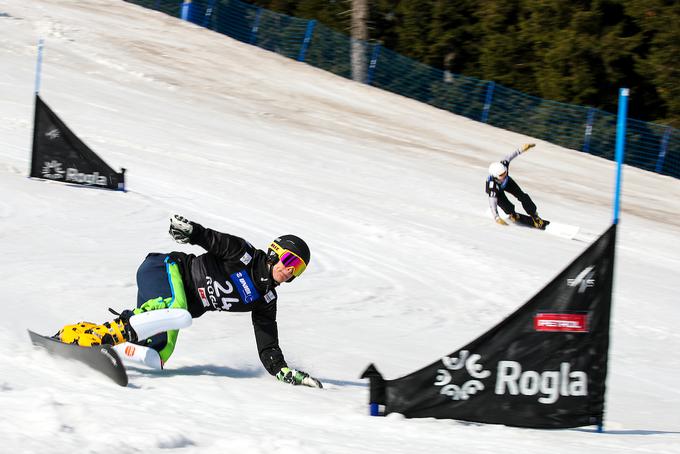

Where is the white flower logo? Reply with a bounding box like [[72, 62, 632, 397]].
[[41, 160, 65, 179], [434, 350, 491, 400]]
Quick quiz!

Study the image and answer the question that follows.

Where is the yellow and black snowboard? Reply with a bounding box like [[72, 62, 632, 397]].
[[512, 213, 550, 230], [28, 330, 128, 386]]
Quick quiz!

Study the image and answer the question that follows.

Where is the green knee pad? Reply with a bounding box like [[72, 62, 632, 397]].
[[134, 260, 189, 364]]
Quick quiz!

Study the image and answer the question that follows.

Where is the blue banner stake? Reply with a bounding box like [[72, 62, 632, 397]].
[[34, 38, 44, 95]]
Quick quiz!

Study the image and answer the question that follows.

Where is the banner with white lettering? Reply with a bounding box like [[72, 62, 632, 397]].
[[362, 224, 616, 428], [30, 95, 125, 190]]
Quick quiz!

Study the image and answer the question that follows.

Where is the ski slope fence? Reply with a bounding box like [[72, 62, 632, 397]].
[[126, 0, 680, 180]]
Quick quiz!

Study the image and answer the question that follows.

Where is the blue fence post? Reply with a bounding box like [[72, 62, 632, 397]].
[[612, 88, 629, 226], [202, 0, 217, 28], [583, 108, 596, 153], [180, 0, 192, 21], [481, 81, 495, 123], [298, 19, 316, 62], [154, 0, 161, 10], [249, 7, 262, 45], [655, 127, 672, 174], [367, 44, 381, 85], [34, 38, 44, 95]]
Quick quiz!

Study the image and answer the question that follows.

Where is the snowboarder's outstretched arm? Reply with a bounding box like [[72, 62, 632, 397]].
[[169, 215, 250, 261], [252, 303, 286, 375], [502, 143, 535, 165], [253, 304, 322, 388]]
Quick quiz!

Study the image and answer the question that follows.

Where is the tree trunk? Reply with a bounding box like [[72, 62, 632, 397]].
[[351, 0, 369, 83]]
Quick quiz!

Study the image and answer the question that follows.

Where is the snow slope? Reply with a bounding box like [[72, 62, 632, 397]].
[[1, 1, 679, 453]]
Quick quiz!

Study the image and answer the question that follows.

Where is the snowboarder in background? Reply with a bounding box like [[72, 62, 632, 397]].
[[55, 215, 322, 388], [486, 143, 545, 228]]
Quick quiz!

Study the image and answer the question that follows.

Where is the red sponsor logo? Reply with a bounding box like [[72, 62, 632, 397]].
[[198, 287, 209, 307], [124, 345, 136, 357], [534, 313, 588, 332]]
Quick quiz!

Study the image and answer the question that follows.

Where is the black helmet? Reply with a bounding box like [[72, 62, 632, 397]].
[[267, 235, 310, 281]]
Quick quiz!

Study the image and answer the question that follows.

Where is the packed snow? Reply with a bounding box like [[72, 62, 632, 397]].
[[1, 1, 679, 452]]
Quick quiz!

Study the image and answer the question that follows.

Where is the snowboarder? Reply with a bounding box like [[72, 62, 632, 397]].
[[486, 143, 544, 228], [55, 215, 322, 388]]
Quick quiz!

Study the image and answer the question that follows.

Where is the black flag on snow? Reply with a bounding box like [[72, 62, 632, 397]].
[[30, 95, 125, 190], [362, 224, 616, 428]]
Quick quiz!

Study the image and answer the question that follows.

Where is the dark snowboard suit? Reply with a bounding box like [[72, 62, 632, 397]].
[[133, 223, 287, 375], [485, 148, 538, 219]]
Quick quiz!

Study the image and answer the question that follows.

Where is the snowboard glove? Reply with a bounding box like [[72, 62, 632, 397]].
[[169, 215, 193, 244], [495, 217, 508, 226], [520, 143, 536, 153], [276, 367, 323, 388], [134, 297, 172, 314]]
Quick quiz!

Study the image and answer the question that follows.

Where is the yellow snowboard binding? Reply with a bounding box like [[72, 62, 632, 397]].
[[531, 214, 545, 229], [57, 311, 134, 347]]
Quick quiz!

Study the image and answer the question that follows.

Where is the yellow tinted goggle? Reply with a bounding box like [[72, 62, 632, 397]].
[[269, 242, 307, 277]]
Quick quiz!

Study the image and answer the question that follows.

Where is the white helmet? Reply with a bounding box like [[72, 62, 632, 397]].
[[488, 161, 507, 179]]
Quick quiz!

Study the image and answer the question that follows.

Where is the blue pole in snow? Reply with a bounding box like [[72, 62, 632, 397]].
[[202, 0, 217, 28], [298, 20, 316, 62], [366, 44, 381, 85], [249, 8, 262, 45], [612, 88, 628, 226], [583, 108, 595, 154], [181, 0, 192, 21], [481, 81, 495, 123], [655, 127, 672, 174], [34, 38, 44, 95]]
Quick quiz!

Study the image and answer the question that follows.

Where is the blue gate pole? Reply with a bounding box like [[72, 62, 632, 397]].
[[612, 88, 629, 226], [298, 19, 316, 62], [366, 44, 381, 85], [583, 108, 595, 153], [249, 7, 263, 45], [34, 38, 44, 95], [655, 127, 672, 174], [180, 0, 192, 21], [481, 81, 495, 123]]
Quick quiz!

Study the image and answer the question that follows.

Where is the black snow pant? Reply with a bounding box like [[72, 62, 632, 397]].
[[497, 177, 537, 217]]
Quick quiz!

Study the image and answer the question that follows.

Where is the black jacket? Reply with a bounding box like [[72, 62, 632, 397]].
[[168, 223, 287, 375]]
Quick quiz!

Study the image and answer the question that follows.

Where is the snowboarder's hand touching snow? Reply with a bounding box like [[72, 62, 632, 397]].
[[276, 367, 323, 388]]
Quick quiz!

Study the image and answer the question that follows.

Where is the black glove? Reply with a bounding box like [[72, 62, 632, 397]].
[[276, 367, 323, 388], [169, 215, 193, 244]]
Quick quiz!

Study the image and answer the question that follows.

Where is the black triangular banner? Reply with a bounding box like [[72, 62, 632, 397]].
[[363, 224, 616, 428], [30, 94, 125, 190]]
